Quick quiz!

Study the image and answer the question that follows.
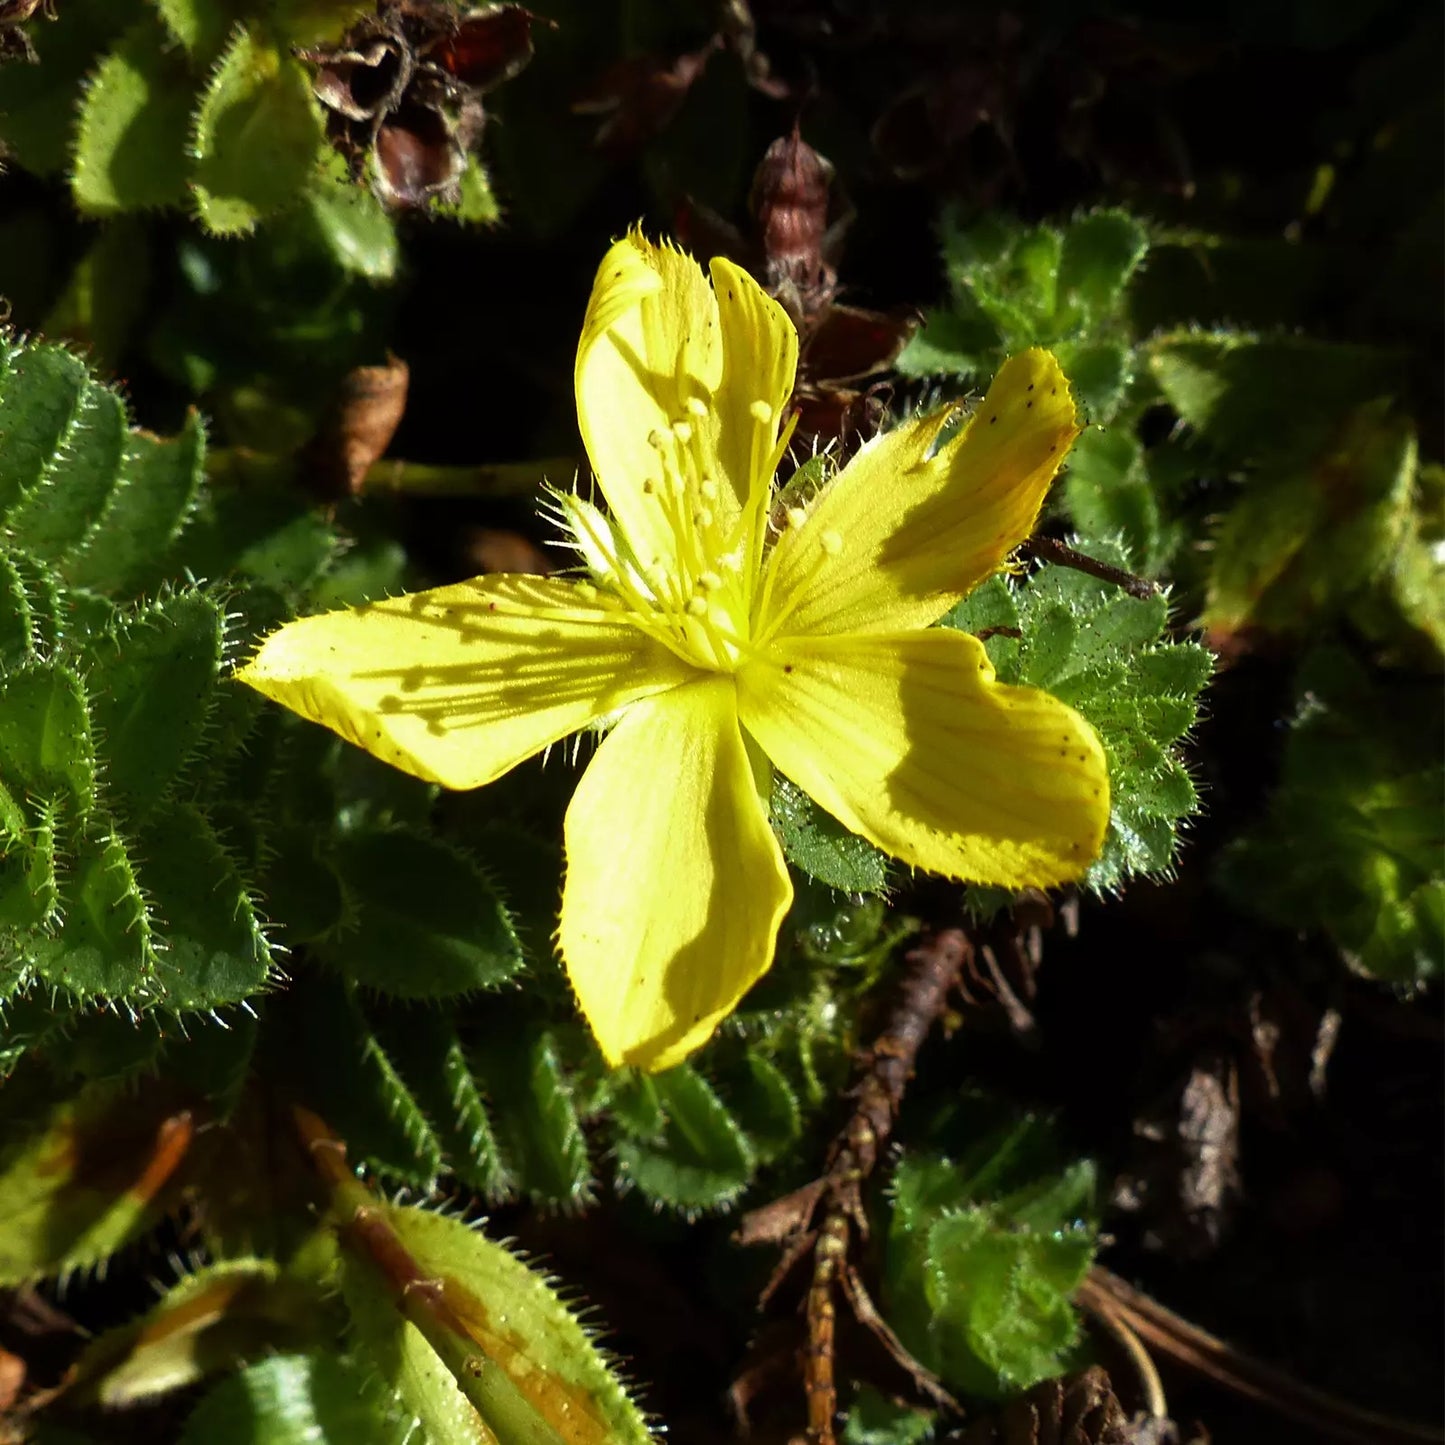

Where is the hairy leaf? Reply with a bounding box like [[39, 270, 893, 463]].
[[180, 1352, 410, 1445], [772, 773, 889, 893], [946, 552, 1210, 889], [336, 1199, 653, 1444], [192, 29, 325, 235], [613, 1063, 754, 1212], [323, 829, 524, 998], [0, 1080, 192, 1285], [1218, 647, 1443, 982], [72, 16, 193, 215]]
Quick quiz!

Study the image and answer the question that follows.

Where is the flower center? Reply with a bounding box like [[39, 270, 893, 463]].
[[562, 393, 798, 676]]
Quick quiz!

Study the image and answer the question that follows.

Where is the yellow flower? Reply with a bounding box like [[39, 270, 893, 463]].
[[237, 232, 1110, 1072]]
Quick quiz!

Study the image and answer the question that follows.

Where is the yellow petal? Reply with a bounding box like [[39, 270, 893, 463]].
[[559, 676, 793, 1071], [737, 629, 1109, 888], [757, 349, 1080, 641], [574, 232, 796, 574], [236, 575, 696, 790]]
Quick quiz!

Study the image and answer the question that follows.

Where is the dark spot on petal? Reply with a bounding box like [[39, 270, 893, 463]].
[[989, 415, 998, 424], [1050, 386, 1057, 395], [783, 664, 794, 673], [488, 601, 498, 611], [1027, 383, 1035, 391], [1026, 400, 1034, 408]]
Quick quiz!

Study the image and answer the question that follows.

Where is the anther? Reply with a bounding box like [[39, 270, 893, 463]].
[[642, 478, 656, 494], [748, 399, 773, 425], [685, 596, 708, 617], [820, 530, 843, 556], [671, 420, 693, 444], [695, 508, 714, 529], [786, 507, 808, 530], [699, 478, 719, 502], [696, 571, 722, 592], [647, 429, 666, 449], [685, 396, 709, 419]]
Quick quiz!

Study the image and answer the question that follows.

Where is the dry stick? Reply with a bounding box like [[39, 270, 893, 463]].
[[1019, 535, 1162, 600], [1078, 1267, 1445, 1445], [738, 925, 974, 1445]]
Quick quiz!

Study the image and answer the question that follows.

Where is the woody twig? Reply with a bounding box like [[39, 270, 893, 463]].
[[736, 925, 975, 1444]]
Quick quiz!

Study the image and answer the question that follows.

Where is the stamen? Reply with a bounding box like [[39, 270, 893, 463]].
[[685, 396, 709, 419], [748, 399, 773, 425], [696, 571, 722, 592], [686, 596, 708, 617], [672, 420, 693, 445], [699, 478, 718, 502], [820, 530, 843, 557], [786, 507, 807, 530]]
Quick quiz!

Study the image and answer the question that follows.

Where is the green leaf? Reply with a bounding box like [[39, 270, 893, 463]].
[[1060, 424, 1164, 570], [84, 590, 224, 816], [884, 1135, 1096, 1401], [337, 1201, 653, 1443], [2, 356, 127, 566], [0, 336, 207, 592], [1218, 647, 1443, 982], [172, 486, 340, 595], [258, 825, 346, 944], [368, 1010, 514, 1200], [717, 1052, 801, 1166], [149, 0, 244, 62], [1054, 339, 1132, 421], [306, 162, 400, 281], [49, 1010, 165, 1085], [613, 1063, 754, 1212], [1056, 210, 1149, 323], [192, 30, 326, 235], [64, 409, 206, 596], [42, 218, 153, 377], [0, 1080, 190, 1285], [30, 819, 154, 998], [71, 17, 194, 216], [0, 338, 95, 515], [272, 978, 444, 1188], [433, 157, 502, 226], [161, 1010, 258, 1116], [895, 305, 999, 379], [1149, 331, 1405, 461], [0, 551, 63, 667], [473, 1024, 592, 1208], [0, 3, 131, 175], [0, 662, 96, 811], [0, 793, 59, 929], [324, 830, 523, 998], [772, 773, 889, 893], [141, 804, 273, 1008], [1202, 400, 1417, 640], [72, 1259, 332, 1407], [842, 1385, 935, 1444], [921, 1207, 1092, 1397], [944, 555, 1210, 890], [180, 1353, 409, 1445]]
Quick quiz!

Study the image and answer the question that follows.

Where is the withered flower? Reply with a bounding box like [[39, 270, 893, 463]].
[[683, 129, 918, 450], [0, 0, 55, 65], [298, 0, 536, 210]]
